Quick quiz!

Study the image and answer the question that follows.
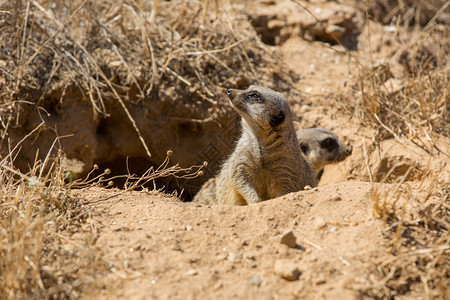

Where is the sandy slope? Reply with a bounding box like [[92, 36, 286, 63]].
[[77, 181, 387, 299]]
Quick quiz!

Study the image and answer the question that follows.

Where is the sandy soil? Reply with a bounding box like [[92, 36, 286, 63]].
[[75, 181, 386, 299]]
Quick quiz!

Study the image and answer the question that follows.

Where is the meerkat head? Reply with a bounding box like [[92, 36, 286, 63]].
[[226, 85, 291, 133], [296, 128, 352, 171]]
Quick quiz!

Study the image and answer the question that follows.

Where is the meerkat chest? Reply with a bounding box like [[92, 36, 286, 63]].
[[253, 167, 283, 200]]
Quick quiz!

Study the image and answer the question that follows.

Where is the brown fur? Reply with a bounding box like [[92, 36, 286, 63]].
[[296, 128, 352, 179], [192, 177, 217, 205], [193, 85, 316, 205]]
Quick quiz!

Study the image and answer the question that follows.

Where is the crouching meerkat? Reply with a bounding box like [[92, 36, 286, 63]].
[[194, 85, 317, 206], [296, 128, 352, 180]]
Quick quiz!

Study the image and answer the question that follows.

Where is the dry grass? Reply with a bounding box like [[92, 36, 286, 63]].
[[0, 0, 293, 138], [357, 59, 448, 142], [76, 150, 207, 204], [0, 145, 205, 299], [0, 148, 106, 299], [364, 0, 449, 27], [366, 177, 449, 298], [346, 2, 450, 298], [353, 2, 448, 142]]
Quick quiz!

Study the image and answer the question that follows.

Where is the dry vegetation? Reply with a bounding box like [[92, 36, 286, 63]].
[[0, 147, 204, 299], [0, 150, 104, 298], [0, 0, 449, 299], [1, 0, 300, 193], [346, 1, 449, 298]]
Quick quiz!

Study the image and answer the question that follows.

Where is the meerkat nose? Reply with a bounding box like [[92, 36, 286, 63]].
[[226, 89, 233, 96]]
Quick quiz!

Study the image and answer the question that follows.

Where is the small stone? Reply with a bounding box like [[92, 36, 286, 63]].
[[280, 230, 297, 248], [228, 251, 241, 263], [267, 19, 285, 30], [249, 275, 261, 286], [259, 0, 276, 5], [325, 24, 346, 39], [383, 78, 403, 96], [314, 217, 326, 229], [300, 105, 311, 113], [274, 260, 300, 281], [216, 253, 228, 261], [185, 225, 193, 231], [186, 269, 198, 276], [315, 277, 327, 285]]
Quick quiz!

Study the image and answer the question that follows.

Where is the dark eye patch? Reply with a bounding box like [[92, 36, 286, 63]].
[[320, 138, 338, 151], [247, 92, 263, 103], [269, 111, 285, 127]]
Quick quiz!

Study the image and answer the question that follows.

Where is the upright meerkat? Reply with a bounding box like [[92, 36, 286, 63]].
[[194, 85, 316, 206], [296, 128, 352, 180]]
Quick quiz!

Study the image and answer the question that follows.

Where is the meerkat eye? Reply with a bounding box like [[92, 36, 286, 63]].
[[321, 138, 338, 151], [300, 141, 309, 155], [247, 93, 263, 103]]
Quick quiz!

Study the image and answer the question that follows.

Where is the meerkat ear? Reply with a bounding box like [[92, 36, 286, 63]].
[[269, 111, 285, 127]]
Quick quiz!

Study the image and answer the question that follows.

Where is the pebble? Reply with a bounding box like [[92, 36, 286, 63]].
[[300, 104, 311, 113], [228, 251, 241, 263], [315, 277, 327, 285], [274, 260, 300, 281], [314, 217, 327, 229], [383, 78, 403, 95], [332, 196, 342, 201], [280, 229, 297, 248], [186, 269, 198, 276], [249, 275, 261, 286]]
